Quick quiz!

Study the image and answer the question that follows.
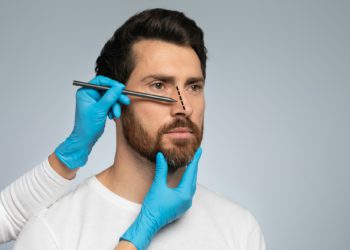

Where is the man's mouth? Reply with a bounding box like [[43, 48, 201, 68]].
[[164, 127, 193, 139]]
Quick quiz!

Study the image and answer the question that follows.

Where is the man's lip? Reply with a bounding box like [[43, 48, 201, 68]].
[[166, 127, 192, 133]]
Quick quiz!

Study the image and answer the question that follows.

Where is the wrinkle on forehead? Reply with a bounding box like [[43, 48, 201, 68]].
[[130, 39, 203, 81]]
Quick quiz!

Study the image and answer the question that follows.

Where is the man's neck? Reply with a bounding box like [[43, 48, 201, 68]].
[[96, 127, 186, 204]]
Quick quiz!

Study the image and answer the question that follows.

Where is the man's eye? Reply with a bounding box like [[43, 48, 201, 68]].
[[190, 84, 203, 91], [151, 82, 165, 90]]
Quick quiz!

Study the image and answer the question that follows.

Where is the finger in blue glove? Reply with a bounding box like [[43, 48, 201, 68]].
[[55, 76, 130, 169]]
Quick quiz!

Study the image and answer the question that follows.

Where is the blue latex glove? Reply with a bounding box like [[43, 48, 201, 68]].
[[120, 148, 202, 250], [55, 75, 130, 169]]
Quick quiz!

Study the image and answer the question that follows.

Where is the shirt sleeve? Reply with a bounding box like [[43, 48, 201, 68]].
[[0, 158, 73, 243], [13, 214, 59, 250], [245, 211, 266, 250]]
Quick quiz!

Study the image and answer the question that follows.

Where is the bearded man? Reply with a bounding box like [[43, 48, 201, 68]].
[[13, 8, 265, 250]]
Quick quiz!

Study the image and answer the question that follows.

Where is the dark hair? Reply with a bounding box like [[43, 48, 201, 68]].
[[95, 8, 207, 83]]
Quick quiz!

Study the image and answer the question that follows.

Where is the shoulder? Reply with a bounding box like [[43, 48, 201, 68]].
[[195, 183, 250, 218], [39, 176, 96, 224], [194, 183, 264, 238], [14, 177, 97, 249]]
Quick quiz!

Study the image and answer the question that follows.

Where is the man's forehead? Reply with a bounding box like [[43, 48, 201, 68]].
[[130, 39, 204, 80], [132, 39, 195, 61]]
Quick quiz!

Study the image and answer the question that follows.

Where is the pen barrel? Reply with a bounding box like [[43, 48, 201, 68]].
[[72, 80, 176, 103], [73, 81, 109, 90]]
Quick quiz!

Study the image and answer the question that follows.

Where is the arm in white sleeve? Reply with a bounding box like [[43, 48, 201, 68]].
[[0, 158, 73, 243]]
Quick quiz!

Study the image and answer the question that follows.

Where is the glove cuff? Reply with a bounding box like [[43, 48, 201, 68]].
[[55, 137, 91, 169], [120, 211, 158, 250]]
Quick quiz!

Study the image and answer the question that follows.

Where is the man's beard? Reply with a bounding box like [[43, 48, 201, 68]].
[[121, 106, 203, 174]]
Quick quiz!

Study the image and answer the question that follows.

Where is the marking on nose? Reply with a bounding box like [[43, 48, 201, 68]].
[[176, 86, 186, 110]]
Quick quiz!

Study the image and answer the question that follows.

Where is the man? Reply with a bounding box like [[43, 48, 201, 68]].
[[14, 8, 266, 250]]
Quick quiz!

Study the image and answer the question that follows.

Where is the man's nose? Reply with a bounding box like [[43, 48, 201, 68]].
[[170, 87, 193, 117]]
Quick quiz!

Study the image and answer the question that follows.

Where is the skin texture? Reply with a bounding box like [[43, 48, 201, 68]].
[[114, 240, 137, 250]]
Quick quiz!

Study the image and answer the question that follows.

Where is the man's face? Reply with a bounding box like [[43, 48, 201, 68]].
[[121, 39, 205, 173]]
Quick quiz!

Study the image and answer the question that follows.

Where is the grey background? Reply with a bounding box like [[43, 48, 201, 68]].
[[0, 0, 349, 249]]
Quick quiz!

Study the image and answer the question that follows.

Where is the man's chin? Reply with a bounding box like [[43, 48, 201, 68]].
[[159, 144, 196, 169]]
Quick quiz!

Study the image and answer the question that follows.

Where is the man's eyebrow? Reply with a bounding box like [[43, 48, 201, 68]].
[[185, 77, 205, 86], [141, 74, 205, 85], [140, 74, 175, 83]]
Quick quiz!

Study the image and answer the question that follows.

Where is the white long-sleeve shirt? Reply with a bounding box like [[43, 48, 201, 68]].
[[14, 176, 266, 250], [0, 159, 73, 243]]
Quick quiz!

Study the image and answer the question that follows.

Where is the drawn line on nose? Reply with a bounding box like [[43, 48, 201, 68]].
[[176, 86, 186, 110]]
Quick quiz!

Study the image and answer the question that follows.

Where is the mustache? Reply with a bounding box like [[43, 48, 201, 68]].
[[159, 117, 200, 135]]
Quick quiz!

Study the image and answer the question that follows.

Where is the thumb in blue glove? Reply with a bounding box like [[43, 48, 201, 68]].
[[55, 75, 130, 169], [120, 147, 202, 250]]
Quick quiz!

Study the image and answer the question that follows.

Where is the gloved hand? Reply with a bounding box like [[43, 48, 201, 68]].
[[120, 148, 202, 250], [55, 75, 130, 169]]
